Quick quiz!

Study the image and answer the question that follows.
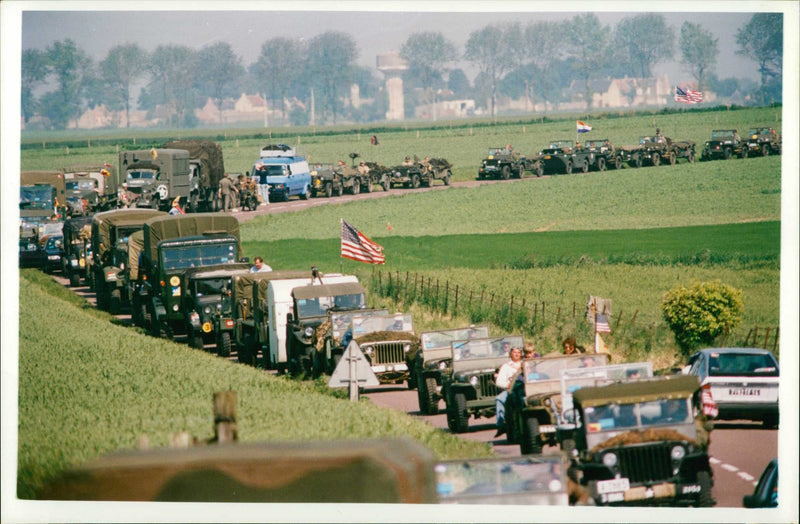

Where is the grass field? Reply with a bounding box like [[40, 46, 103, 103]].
[[16, 272, 492, 499]]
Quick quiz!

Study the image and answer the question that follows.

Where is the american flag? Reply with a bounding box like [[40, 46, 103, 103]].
[[595, 312, 611, 333], [674, 86, 703, 104], [341, 220, 385, 264]]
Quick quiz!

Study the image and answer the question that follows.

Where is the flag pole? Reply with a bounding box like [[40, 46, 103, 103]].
[[339, 218, 343, 273]]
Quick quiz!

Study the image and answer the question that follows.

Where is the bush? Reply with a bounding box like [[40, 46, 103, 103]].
[[661, 280, 744, 358]]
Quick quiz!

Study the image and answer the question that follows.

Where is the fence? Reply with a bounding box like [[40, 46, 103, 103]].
[[369, 269, 779, 352]]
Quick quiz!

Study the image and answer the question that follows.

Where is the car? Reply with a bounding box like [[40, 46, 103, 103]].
[[743, 458, 778, 508], [682, 347, 779, 428], [40, 234, 65, 273]]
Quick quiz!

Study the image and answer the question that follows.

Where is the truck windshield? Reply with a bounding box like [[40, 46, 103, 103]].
[[126, 170, 156, 185], [20, 186, 54, 209], [193, 277, 231, 297], [584, 397, 692, 432], [66, 180, 98, 192], [255, 165, 287, 178], [161, 242, 239, 270]]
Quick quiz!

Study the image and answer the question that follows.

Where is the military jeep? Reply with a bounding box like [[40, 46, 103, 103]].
[[313, 308, 389, 375], [746, 127, 782, 156], [182, 264, 251, 356], [61, 216, 92, 287], [478, 147, 524, 180], [537, 141, 592, 175], [441, 335, 523, 433], [584, 139, 620, 171], [414, 326, 490, 415], [286, 281, 367, 377], [310, 163, 343, 198], [347, 312, 419, 385], [569, 375, 714, 507], [701, 130, 747, 161], [505, 353, 609, 454]]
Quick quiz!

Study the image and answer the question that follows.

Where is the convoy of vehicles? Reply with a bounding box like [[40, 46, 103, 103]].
[[119, 148, 191, 210]]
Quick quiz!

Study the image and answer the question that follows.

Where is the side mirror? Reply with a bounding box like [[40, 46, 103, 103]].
[[286, 313, 294, 323]]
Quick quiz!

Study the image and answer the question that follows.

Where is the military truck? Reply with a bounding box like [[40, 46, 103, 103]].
[[505, 353, 611, 454], [346, 311, 419, 385], [537, 141, 592, 175], [569, 375, 714, 507], [286, 281, 368, 376], [700, 130, 747, 161], [414, 326, 490, 415], [61, 216, 93, 287], [745, 127, 782, 156], [119, 148, 191, 211], [441, 335, 523, 433], [62, 164, 118, 214], [163, 140, 224, 212], [20, 171, 69, 227], [478, 147, 526, 180], [91, 208, 166, 313], [310, 163, 344, 198], [135, 213, 244, 339]]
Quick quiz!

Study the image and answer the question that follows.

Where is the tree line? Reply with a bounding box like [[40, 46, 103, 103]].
[[22, 13, 783, 130]]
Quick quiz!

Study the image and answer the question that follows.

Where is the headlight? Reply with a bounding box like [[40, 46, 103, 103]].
[[438, 361, 448, 370], [671, 446, 686, 460], [602, 453, 618, 468], [49, 255, 60, 260], [469, 376, 479, 387], [403, 344, 411, 353], [120, 262, 125, 270], [364, 347, 373, 355], [169, 275, 180, 286], [190, 312, 200, 324], [203, 306, 212, 315], [172, 304, 179, 312], [304, 327, 314, 337]]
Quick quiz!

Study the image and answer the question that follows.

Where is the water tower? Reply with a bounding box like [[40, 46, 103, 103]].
[[376, 51, 408, 121]]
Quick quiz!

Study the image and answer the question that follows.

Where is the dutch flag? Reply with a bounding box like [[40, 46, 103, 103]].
[[577, 120, 592, 133]]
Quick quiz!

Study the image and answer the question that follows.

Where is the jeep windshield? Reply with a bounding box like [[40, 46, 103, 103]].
[[296, 292, 365, 319], [522, 354, 609, 383], [548, 141, 573, 150], [711, 130, 736, 139], [488, 148, 508, 156], [708, 351, 779, 377], [586, 140, 610, 149], [453, 335, 523, 362], [126, 170, 155, 186], [160, 240, 239, 270], [19, 186, 54, 209], [351, 313, 413, 337], [66, 179, 98, 193], [422, 326, 490, 350], [192, 277, 231, 298], [584, 397, 693, 433]]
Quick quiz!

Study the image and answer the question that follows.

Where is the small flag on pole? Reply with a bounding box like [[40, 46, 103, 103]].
[[595, 312, 611, 333], [674, 86, 703, 104], [341, 220, 385, 265], [577, 120, 592, 133]]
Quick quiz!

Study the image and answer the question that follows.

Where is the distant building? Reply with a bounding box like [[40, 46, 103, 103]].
[[414, 99, 475, 119], [563, 75, 674, 110]]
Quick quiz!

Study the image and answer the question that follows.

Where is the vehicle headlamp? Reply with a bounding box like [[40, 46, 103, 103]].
[[670, 445, 686, 460], [602, 453, 618, 468], [438, 361, 448, 371], [404, 344, 411, 353], [203, 306, 212, 315], [169, 275, 180, 286], [304, 327, 314, 337], [172, 304, 180, 312], [364, 347, 373, 355], [469, 376, 479, 387], [120, 262, 125, 270]]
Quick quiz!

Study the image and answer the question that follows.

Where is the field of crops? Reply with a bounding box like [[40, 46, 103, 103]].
[[16, 272, 492, 499]]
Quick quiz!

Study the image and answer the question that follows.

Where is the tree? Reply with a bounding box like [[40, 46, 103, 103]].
[[613, 14, 675, 78], [145, 44, 198, 127], [736, 13, 783, 88], [662, 280, 744, 357], [464, 24, 515, 117], [447, 69, 471, 97], [679, 22, 719, 91], [305, 31, 358, 124], [99, 44, 149, 128], [21, 48, 48, 124], [44, 39, 93, 129], [251, 37, 304, 124], [195, 42, 246, 126], [566, 14, 610, 109], [524, 21, 567, 112], [400, 31, 457, 121]]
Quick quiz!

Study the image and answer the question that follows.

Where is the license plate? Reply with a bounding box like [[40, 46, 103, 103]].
[[539, 424, 556, 433], [372, 365, 386, 372], [395, 363, 408, 371], [544, 155, 551, 159], [729, 387, 761, 396], [596, 477, 630, 495]]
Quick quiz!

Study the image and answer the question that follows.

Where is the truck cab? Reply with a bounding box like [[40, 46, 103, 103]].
[[119, 149, 191, 210]]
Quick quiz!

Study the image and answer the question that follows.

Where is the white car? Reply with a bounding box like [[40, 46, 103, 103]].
[[683, 347, 779, 428]]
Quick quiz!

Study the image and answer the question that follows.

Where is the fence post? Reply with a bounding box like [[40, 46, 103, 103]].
[[444, 280, 449, 312], [414, 273, 418, 294], [614, 309, 623, 331], [572, 302, 576, 318], [542, 302, 546, 322], [454, 285, 459, 314], [763, 327, 771, 349], [630, 310, 638, 325], [212, 391, 238, 444], [405, 271, 409, 298], [556, 307, 561, 323], [469, 290, 473, 308], [510, 295, 514, 315], [752, 326, 759, 346], [490, 293, 495, 308], [773, 327, 779, 352], [744, 328, 753, 346]]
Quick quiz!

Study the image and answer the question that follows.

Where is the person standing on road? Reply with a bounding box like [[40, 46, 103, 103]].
[[253, 163, 270, 206], [250, 256, 272, 273], [218, 172, 239, 212], [169, 197, 185, 215], [494, 346, 523, 437]]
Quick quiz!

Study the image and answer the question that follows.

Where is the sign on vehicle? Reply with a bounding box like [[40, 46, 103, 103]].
[[596, 477, 630, 495]]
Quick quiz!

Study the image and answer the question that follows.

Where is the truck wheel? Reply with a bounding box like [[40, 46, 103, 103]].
[[723, 148, 732, 160], [300, 186, 309, 200], [217, 332, 232, 358], [323, 183, 332, 198], [741, 147, 748, 159], [443, 171, 452, 185], [614, 156, 623, 170], [426, 377, 440, 415], [669, 152, 677, 165], [381, 176, 390, 191], [596, 157, 606, 172], [416, 373, 431, 414], [69, 272, 80, 287], [351, 179, 360, 195], [520, 417, 542, 454], [109, 289, 121, 315], [502, 165, 511, 180], [449, 392, 469, 433], [761, 144, 770, 156], [763, 413, 779, 429], [581, 160, 589, 173], [365, 179, 373, 193], [564, 160, 573, 174], [688, 150, 695, 163], [477, 171, 485, 180], [652, 153, 660, 167], [149, 304, 162, 338], [411, 174, 421, 189], [633, 154, 643, 168], [695, 471, 714, 507], [334, 183, 343, 197], [311, 350, 325, 379], [190, 332, 204, 349], [536, 163, 544, 177]]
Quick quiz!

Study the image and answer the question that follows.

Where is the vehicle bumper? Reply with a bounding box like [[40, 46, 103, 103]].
[[715, 402, 779, 421], [592, 479, 704, 506]]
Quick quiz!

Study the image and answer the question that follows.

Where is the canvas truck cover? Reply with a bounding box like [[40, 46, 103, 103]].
[[21, 170, 67, 200], [232, 270, 311, 318], [251, 270, 322, 305], [127, 230, 145, 281], [572, 375, 701, 408], [291, 282, 366, 300], [163, 140, 224, 189], [142, 213, 240, 264], [92, 209, 166, 258], [62, 164, 118, 192]]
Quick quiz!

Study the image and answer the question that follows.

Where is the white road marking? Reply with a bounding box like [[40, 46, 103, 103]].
[[709, 457, 721, 465], [737, 471, 755, 482], [721, 463, 739, 472]]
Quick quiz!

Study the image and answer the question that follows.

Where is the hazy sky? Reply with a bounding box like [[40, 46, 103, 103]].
[[18, 4, 774, 84]]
